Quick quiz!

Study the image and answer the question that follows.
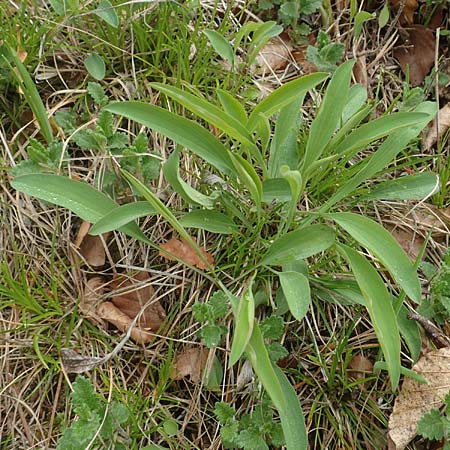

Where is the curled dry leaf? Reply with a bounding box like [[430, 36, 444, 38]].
[[253, 39, 292, 74], [423, 103, 450, 151], [393, 25, 435, 87], [160, 237, 214, 270], [110, 271, 165, 330], [60, 348, 105, 374], [73, 220, 110, 267], [170, 346, 209, 383], [390, 0, 418, 25], [388, 348, 450, 450], [97, 302, 155, 345]]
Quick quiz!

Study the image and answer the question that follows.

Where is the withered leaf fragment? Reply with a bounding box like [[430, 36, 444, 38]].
[[160, 237, 214, 270], [170, 346, 209, 383]]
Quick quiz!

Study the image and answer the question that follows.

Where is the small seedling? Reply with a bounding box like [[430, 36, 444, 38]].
[[306, 31, 344, 72], [214, 399, 284, 450], [192, 291, 228, 348], [57, 375, 129, 450], [417, 393, 450, 449]]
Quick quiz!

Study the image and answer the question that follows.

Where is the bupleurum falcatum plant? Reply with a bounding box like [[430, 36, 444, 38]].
[[11, 56, 438, 448]]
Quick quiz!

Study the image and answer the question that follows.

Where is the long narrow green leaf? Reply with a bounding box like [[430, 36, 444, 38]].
[[269, 95, 304, 177], [230, 153, 262, 209], [364, 171, 439, 201], [104, 102, 235, 174], [179, 210, 238, 234], [337, 243, 401, 390], [216, 89, 247, 124], [321, 101, 436, 210], [151, 83, 254, 147], [11, 174, 145, 240], [302, 60, 354, 173], [229, 287, 255, 367], [1, 45, 53, 144], [330, 212, 421, 303], [279, 271, 311, 320], [261, 224, 335, 266], [203, 29, 235, 66], [90, 201, 155, 235], [333, 112, 429, 159], [248, 72, 328, 130], [245, 323, 286, 413], [163, 148, 218, 208], [274, 365, 307, 450]]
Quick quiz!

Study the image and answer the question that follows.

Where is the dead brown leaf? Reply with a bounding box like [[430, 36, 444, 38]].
[[388, 348, 450, 450], [60, 348, 104, 374], [170, 346, 209, 383], [393, 25, 435, 87], [388, 226, 425, 262], [97, 302, 155, 345], [347, 355, 373, 381], [110, 271, 165, 330], [160, 237, 214, 270], [73, 221, 110, 267], [353, 55, 368, 89], [253, 39, 292, 74], [423, 103, 450, 151], [390, 0, 418, 25], [80, 277, 106, 327]]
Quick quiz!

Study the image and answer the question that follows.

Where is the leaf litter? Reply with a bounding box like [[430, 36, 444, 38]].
[[388, 347, 450, 449], [160, 237, 214, 269]]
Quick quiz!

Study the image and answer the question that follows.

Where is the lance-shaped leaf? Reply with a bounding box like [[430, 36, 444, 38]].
[[279, 271, 311, 320], [104, 102, 235, 174], [261, 224, 335, 266], [179, 210, 238, 234], [330, 212, 421, 303], [337, 243, 401, 390]]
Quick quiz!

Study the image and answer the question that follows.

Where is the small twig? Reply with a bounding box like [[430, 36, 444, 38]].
[[408, 312, 450, 348]]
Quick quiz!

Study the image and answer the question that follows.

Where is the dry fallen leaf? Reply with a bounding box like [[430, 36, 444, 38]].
[[60, 348, 104, 374], [253, 39, 292, 74], [97, 302, 155, 345], [73, 221, 110, 267], [387, 226, 425, 262], [160, 237, 214, 270], [347, 354, 373, 381], [170, 346, 209, 383], [423, 103, 450, 151], [390, 0, 418, 25], [388, 348, 450, 450], [393, 25, 435, 87], [79, 277, 106, 327], [110, 271, 165, 330]]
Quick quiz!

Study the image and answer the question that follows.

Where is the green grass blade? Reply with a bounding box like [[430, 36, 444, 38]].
[[229, 287, 255, 367], [104, 102, 235, 174], [273, 365, 307, 450], [330, 212, 421, 303], [260, 224, 335, 266], [321, 101, 437, 210], [11, 174, 145, 240], [230, 154, 263, 210], [1, 44, 53, 144], [248, 72, 328, 130], [337, 243, 401, 390], [179, 210, 238, 234], [90, 202, 155, 235], [163, 148, 217, 208], [279, 271, 311, 320], [151, 83, 254, 147], [302, 60, 354, 173], [363, 171, 439, 201]]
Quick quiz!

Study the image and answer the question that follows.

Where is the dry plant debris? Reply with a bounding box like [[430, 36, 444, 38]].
[[80, 272, 165, 345], [423, 103, 450, 151], [393, 25, 435, 87], [170, 346, 210, 383], [388, 348, 450, 449], [390, 0, 418, 25], [388, 226, 425, 262], [160, 237, 214, 269], [347, 354, 373, 381], [253, 38, 293, 74], [73, 220, 110, 267]]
